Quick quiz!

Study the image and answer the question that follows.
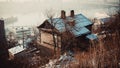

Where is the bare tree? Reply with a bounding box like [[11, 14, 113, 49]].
[[45, 9, 58, 54], [44, 10, 77, 54]]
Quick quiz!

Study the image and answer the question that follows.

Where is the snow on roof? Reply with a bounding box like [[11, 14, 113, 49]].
[[8, 45, 26, 55], [86, 34, 97, 40]]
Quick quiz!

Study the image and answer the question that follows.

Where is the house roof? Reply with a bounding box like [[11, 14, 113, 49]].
[[100, 17, 110, 24], [71, 27, 90, 37], [8, 45, 26, 55], [86, 34, 97, 40], [47, 14, 92, 37]]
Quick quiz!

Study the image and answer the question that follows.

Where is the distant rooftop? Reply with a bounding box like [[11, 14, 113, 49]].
[[8, 45, 26, 55], [100, 17, 110, 23], [94, 12, 110, 19]]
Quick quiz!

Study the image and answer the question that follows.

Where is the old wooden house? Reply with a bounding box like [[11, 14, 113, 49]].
[[37, 10, 97, 51]]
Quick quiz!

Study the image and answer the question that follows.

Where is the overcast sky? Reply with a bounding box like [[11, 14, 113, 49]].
[[0, 0, 119, 26]]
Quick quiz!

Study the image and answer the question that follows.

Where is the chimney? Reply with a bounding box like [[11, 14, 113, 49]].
[[69, 20, 75, 27], [61, 10, 66, 19], [70, 10, 74, 17]]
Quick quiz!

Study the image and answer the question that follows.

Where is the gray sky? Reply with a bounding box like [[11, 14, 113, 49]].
[[0, 0, 119, 26]]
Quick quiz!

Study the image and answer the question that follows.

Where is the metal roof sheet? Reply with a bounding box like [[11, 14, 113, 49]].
[[72, 27, 90, 37], [48, 18, 65, 32], [100, 17, 110, 23], [74, 14, 92, 26], [8, 45, 26, 55], [86, 34, 97, 40], [47, 14, 92, 37]]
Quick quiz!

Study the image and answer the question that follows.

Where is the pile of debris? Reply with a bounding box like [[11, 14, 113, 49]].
[[40, 51, 78, 68]]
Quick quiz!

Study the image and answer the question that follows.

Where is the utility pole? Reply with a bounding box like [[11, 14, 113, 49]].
[[22, 27, 25, 48]]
